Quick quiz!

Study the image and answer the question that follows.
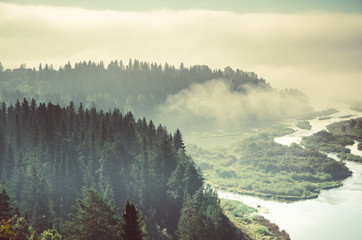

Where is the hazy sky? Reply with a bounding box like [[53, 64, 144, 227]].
[[0, 1, 361, 106], [2, 0, 362, 12]]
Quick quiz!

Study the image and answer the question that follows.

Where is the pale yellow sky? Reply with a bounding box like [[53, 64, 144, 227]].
[[0, 2, 361, 105]]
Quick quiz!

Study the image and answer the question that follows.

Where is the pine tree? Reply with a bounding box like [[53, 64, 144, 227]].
[[176, 194, 202, 240], [173, 129, 185, 152], [121, 200, 145, 240], [166, 157, 187, 233], [183, 160, 203, 197], [21, 165, 50, 231], [63, 188, 121, 240], [4, 144, 14, 180]]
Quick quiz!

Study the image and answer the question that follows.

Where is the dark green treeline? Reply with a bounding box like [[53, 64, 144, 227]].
[[0, 99, 242, 239]]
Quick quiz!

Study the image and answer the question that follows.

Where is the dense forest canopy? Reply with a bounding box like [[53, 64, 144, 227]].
[[0, 99, 243, 239]]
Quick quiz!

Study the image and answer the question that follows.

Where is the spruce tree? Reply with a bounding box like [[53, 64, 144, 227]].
[[63, 188, 121, 240], [173, 129, 185, 152], [176, 194, 202, 240], [121, 200, 145, 240]]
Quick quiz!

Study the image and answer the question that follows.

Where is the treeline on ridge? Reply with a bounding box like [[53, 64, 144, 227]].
[[0, 60, 270, 114], [0, 98, 243, 239]]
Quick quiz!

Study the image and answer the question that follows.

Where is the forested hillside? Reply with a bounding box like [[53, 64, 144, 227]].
[[0, 60, 269, 114], [0, 99, 242, 239]]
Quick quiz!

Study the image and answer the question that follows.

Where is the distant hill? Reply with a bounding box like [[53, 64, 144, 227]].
[[0, 60, 269, 113], [0, 60, 313, 131]]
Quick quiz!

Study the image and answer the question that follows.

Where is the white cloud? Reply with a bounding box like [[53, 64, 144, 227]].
[[0, 3, 361, 105]]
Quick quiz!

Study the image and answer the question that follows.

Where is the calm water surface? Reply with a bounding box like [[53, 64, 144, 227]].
[[219, 108, 362, 240]]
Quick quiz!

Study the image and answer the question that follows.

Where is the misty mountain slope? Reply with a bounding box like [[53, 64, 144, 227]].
[[0, 99, 244, 239], [0, 60, 312, 131]]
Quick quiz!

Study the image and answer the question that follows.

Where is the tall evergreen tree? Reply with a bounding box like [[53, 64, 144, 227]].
[[63, 188, 121, 240], [176, 194, 202, 240], [21, 165, 50, 231], [121, 200, 145, 240], [173, 129, 185, 152]]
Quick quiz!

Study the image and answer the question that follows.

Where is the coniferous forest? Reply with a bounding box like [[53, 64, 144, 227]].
[[1, 1, 361, 239], [0, 60, 310, 121], [0, 60, 269, 112], [0, 99, 243, 239]]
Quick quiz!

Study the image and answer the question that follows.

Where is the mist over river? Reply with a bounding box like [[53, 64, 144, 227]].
[[198, 107, 362, 240]]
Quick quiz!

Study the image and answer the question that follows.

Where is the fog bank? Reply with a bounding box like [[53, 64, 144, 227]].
[[156, 79, 312, 132]]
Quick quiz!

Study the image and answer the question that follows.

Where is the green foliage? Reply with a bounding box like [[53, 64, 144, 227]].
[[302, 121, 362, 163], [221, 200, 289, 240], [39, 227, 62, 240], [296, 121, 311, 130], [190, 132, 351, 200], [177, 186, 242, 240], [0, 99, 218, 238], [327, 117, 362, 137], [0, 99, 250, 239], [301, 130, 353, 153], [11, 217, 38, 240], [337, 153, 362, 163], [259, 125, 295, 138], [255, 226, 272, 236], [221, 200, 257, 217], [1, 216, 61, 240], [173, 129, 185, 152], [63, 188, 121, 240], [216, 169, 236, 179], [0, 218, 14, 240]]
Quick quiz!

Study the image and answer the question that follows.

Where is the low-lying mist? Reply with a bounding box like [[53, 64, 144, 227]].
[[1, 3, 361, 107], [156, 79, 312, 132]]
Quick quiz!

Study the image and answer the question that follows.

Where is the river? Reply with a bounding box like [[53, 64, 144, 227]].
[[218, 107, 362, 240]]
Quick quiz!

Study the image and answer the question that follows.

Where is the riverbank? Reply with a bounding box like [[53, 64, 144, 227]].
[[191, 131, 351, 201], [221, 199, 290, 240], [215, 108, 362, 240], [217, 158, 362, 240], [301, 117, 362, 163], [211, 183, 339, 202], [187, 106, 362, 239]]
